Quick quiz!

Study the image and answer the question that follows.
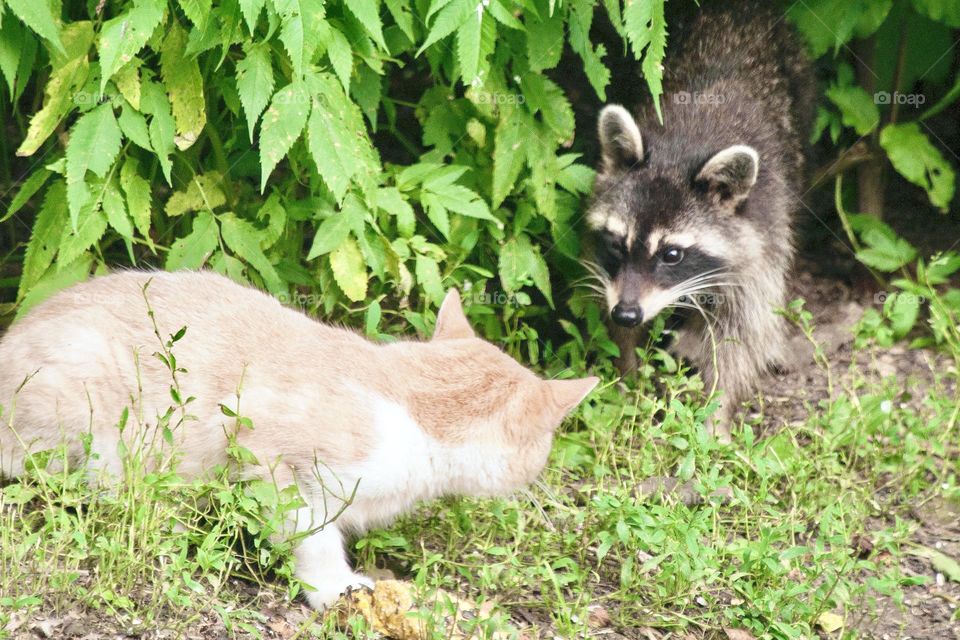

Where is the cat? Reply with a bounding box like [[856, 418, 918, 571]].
[[0, 270, 598, 608]]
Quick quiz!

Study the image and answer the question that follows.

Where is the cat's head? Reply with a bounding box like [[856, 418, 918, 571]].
[[420, 290, 599, 495]]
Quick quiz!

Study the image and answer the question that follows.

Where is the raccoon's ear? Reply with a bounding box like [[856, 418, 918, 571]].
[[433, 289, 475, 340], [696, 145, 759, 207], [598, 105, 644, 171]]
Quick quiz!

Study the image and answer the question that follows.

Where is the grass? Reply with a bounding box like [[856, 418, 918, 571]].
[[0, 294, 958, 640]]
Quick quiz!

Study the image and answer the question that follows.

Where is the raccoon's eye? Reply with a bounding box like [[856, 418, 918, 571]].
[[660, 247, 685, 265]]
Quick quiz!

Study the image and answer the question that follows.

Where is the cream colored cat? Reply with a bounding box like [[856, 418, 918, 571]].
[[0, 271, 598, 609]]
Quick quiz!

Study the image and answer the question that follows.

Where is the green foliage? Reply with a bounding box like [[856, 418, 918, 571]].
[[797, 0, 959, 213], [0, 0, 669, 341]]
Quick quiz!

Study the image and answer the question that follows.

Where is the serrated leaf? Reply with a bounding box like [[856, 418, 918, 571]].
[[456, 10, 482, 84], [499, 234, 552, 305], [520, 74, 574, 140], [65, 103, 122, 230], [98, 0, 164, 93], [58, 199, 108, 268], [415, 254, 445, 304], [114, 59, 142, 110], [569, 0, 609, 99], [856, 227, 918, 272], [120, 157, 153, 245], [425, 182, 495, 222], [178, 0, 212, 31], [624, 0, 666, 122], [307, 72, 378, 201], [102, 178, 133, 239], [165, 172, 227, 216], [16, 22, 93, 156], [344, 0, 386, 50], [160, 23, 206, 151], [417, 0, 472, 55], [0, 13, 25, 95], [376, 187, 415, 238], [329, 236, 367, 301], [385, 0, 415, 41], [141, 80, 175, 185], [16, 255, 93, 321], [880, 123, 956, 212], [18, 180, 68, 300], [911, 0, 960, 27], [118, 102, 152, 151], [492, 112, 526, 208], [2, 168, 51, 224], [273, 0, 325, 79], [324, 27, 352, 93], [257, 193, 286, 249], [220, 213, 284, 292], [166, 210, 218, 270], [239, 0, 267, 33], [526, 10, 563, 72], [6, 0, 64, 54], [237, 43, 274, 142], [259, 81, 311, 191], [306, 212, 351, 259]]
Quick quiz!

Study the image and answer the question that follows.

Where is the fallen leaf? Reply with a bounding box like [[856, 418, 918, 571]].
[[586, 604, 611, 629], [723, 629, 756, 640], [816, 611, 844, 633]]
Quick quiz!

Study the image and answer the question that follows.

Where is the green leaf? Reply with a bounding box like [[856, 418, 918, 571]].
[[16, 255, 93, 321], [307, 72, 378, 201], [324, 27, 352, 93], [259, 81, 311, 191], [58, 199, 108, 268], [415, 254, 445, 304], [384, 0, 415, 41], [456, 10, 483, 84], [118, 101, 152, 150], [568, 0, 610, 99], [492, 110, 527, 208], [165, 172, 227, 216], [885, 292, 920, 339], [220, 213, 284, 292], [344, 0, 386, 50], [526, 10, 563, 73], [306, 213, 351, 259], [236, 44, 273, 139], [856, 225, 918, 272], [16, 22, 93, 156], [98, 0, 165, 93], [880, 123, 956, 212], [788, 0, 861, 58], [376, 187, 415, 238], [520, 74, 574, 140], [178, 0, 212, 31], [624, 0, 666, 122], [417, 0, 472, 55], [2, 168, 51, 224], [65, 103, 122, 230], [0, 13, 25, 95], [18, 180, 68, 300], [912, 0, 960, 27], [119, 157, 153, 245], [499, 234, 552, 305], [908, 546, 960, 582], [102, 178, 133, 240], [141, 80, 175, 185], [166, 210, 219, 270], [424, 182, 495, 222], [329, 236, 368, 301], [6, 0, 64, 54], [160, 23, 206, 150], [239, 0, 267, 33], [826, 84, 880, 136], [273, 0, 325, 79]]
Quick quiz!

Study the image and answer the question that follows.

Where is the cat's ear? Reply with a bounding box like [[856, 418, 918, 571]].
[[544, 376, 600, 425], [433, 289, 475, 340]]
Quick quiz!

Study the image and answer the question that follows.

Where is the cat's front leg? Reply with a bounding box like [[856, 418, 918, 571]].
[[292, 509, 373, 609]]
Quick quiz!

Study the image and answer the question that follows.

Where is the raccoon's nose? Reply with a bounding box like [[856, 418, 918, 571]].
[[612, 303, 643, 327]]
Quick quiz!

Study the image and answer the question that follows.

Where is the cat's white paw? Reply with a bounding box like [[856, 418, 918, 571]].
[[303, 573, 375, 610]]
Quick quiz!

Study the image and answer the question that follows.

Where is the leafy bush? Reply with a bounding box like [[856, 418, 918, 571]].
[[0, 0, 671, 354]]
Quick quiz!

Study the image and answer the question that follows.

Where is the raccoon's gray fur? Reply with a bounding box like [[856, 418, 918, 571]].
[[585, 2, 815, 438]]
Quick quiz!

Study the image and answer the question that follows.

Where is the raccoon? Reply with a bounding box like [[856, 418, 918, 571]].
[[585, 2, 815, 438]]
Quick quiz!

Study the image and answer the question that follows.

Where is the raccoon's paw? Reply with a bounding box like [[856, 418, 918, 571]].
[[304, 572, 375, 610]]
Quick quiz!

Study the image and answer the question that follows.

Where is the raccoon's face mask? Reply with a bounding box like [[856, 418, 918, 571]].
[[588, 105, 757, 328]]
